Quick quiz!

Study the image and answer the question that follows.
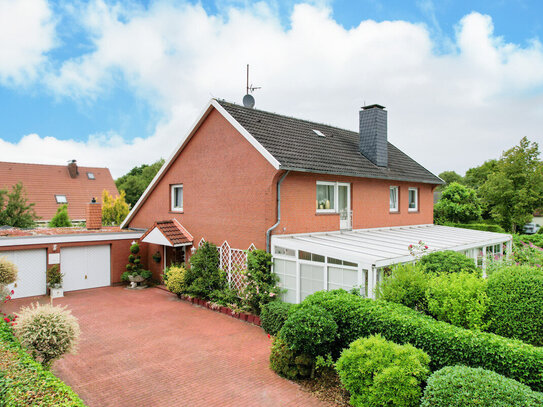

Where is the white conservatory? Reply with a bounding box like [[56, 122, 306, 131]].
[[271, 224, 512, 303]]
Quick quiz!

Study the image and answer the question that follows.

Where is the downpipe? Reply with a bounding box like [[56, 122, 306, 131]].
[[266, 170, 290, 252]]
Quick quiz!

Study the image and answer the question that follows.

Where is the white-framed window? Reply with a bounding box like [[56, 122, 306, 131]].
[[87, 172, 95, 180], [55, 195, 67, 204], [408, 188, 418, 212], [316, 181, 350, 213], [389, 186, 399, 212], [171, 184, 183, 211]]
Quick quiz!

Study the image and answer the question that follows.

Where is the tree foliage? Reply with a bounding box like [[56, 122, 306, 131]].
[[48, 205, 71, 228], [434, 182, 482, 223], [478, 137, 543, 232], [0, 182, 38, 228], [115, 159, 164, 206], [464, 159, 498, 190], [437, 171, 463, 190], [101, 189, 130, 225]]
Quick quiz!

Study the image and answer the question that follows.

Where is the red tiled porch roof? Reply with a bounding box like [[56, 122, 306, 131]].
[[140, 219, 193, 246]]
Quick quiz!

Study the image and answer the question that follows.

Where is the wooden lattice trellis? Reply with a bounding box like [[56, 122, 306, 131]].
[[198, 238, 256, 292]]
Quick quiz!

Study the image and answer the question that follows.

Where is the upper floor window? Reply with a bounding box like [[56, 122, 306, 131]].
[[55, 195, 67, 204], [408, 188, 418, 212], [389, 186, 399, 212], [171, 184, 183, 211], [316, 181, 336, 212]]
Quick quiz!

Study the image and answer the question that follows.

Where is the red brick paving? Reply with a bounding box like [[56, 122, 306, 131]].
[[2, 287, 328, 407]]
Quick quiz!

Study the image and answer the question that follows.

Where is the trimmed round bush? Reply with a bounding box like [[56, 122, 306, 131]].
[[375, 263, 429, 312], [426, 272, 488, 330], [14, 303, 80, 368], [165, 265, 187, 295], [130, 243, 140, 254], [421, 366, 543, 407], [269, 337, 312, 380], [419, 250, 478, 275], [0, 256, 18, 286], [261, 301, 293, 336], [336, 334, 430, 407], [487, 265, 543, 346], [280, 305, 337, 358]]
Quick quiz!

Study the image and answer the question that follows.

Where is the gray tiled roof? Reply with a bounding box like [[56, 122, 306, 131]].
[[217, 100, 444, 185]]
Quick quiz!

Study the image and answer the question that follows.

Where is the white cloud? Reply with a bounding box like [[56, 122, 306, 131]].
[[0, 0, 56, 85], [3, 2, 543, 178]]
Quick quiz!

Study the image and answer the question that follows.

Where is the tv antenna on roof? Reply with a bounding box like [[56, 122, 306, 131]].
[[243, 64, 261, 108]]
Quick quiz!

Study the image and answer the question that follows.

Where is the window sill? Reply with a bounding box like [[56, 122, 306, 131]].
[[169, 210, 184, 214], [316, 211, 339, 216], [389, 210, 400, 214], [408, 209, 419, 213]]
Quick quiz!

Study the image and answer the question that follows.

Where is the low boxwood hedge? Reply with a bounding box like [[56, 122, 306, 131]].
[[449, 223, 506, 233], [299, 290, 543, 391], [0, 321, 85, 406], [260, 301, 293, 336], [421, 365, 543, 407]]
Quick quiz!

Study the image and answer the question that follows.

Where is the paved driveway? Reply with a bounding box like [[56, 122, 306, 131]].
[[3, 287, 328, 407]]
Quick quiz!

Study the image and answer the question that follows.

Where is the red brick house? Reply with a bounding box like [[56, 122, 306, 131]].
[[0, 160, 119, 223]]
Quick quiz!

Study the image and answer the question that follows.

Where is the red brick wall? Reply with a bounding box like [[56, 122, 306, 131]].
[[127, 109, 279, 250], [275, 172, 435, 235], [0, 239, 134, 286]]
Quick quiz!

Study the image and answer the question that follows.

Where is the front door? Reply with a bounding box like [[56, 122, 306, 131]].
[[338, 183, 351, 230], [165, 246, 185, 268]]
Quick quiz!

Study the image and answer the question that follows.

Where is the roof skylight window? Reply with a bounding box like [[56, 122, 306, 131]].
[[313, 129, 326, 137], [87, 172, 95, 180], [55, 195, 67, 204]]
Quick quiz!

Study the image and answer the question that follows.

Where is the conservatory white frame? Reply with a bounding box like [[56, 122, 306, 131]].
[[271, 224, 512, 303]]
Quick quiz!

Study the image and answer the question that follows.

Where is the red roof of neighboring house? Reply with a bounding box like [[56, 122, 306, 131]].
[[0, 161, 119, 222], [0, 226, 127, 238], [140, 219, 193, 246]]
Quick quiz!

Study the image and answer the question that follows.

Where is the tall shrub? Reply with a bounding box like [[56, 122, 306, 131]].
[[434, 182, 482, 224], [242, 250, 280, 315], [48, 204, 71, 227], [425, 272, 489, 330], [336, 334, 430, 407], [375, 263, 429, 312], [101, 189, 130, 225], [186, 242, 224, 299], [419, 250, 478, 275], [487, 265, 543, 346], [14, 303, 80, 368], [422, 366, 543, 407]]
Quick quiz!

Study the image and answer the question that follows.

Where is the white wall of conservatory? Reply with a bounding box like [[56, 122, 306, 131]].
[[271, 224, 512, 303]]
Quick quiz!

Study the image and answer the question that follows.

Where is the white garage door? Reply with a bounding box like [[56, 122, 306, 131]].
[[61, 245, 111, 292], [0, 249, 47, 299]]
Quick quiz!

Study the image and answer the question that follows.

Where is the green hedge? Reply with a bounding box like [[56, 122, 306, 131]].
[[487, 266, 543, 346], [260, 301, 293, 336], [449, 223, 506, 233], [299, 290, 543, 391], [421, 366, 543, 407], [419, 251, 479, 275], [0, 321, 85, 406]]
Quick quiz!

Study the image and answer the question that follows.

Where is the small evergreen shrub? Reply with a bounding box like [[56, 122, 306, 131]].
[[375, 263, 429, 312], [122, 242, 151, 281], [421, 366, 543, 407], [261, 301, 293, 336], [46, 264, 63, 287], [426, 272, 489, 330], [269, 337, 312, 380], [186, 242, 224, 299], [14, 303, 80, 368], [280, 305, 337, 358], [336, 334, 430, 407], [0, 256, 18, 286], [419, 250, 479, 275], [300, 290, 543, 391], [487, 265, 543, 346], [48, 204, 72, 227], [165, 265, 188, 295]]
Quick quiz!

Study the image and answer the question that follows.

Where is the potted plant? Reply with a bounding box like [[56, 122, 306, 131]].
[[47, 264, 64, 298], [121, 242, 152, 288], [152, 251, 162, 263]]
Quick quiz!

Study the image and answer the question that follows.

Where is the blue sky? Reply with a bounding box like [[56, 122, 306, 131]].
[[1, 0, 542, 177]]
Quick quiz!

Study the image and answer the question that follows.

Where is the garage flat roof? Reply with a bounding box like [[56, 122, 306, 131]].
[[271, 224, 512, 268]]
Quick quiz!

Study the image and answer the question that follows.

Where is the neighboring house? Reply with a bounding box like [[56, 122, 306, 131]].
[[122, 99, 512, 302], [0, 160, 119, 223]]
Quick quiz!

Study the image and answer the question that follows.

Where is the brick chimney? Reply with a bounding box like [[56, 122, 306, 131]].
[[86, 197, 102, 230], [359, 104, 388, 167], [67, 159, 79, 178]]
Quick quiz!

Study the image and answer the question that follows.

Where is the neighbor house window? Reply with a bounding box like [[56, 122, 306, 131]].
[[87, 172, 95, 180], [171, 185, 183, 211], [55, 195, 67, 204], [408, 188, 418, 212], [316, 181, 336, 211], [389, 186, 399, 212]]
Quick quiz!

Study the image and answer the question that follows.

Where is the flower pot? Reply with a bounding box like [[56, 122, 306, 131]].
[[220, 306, 229, 314], [50, 287, 64, 299], [253, 316, 261, 326], [246, 314, 255, 324], [128, 275, 146, 289], [239, 313, 248, 322]]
